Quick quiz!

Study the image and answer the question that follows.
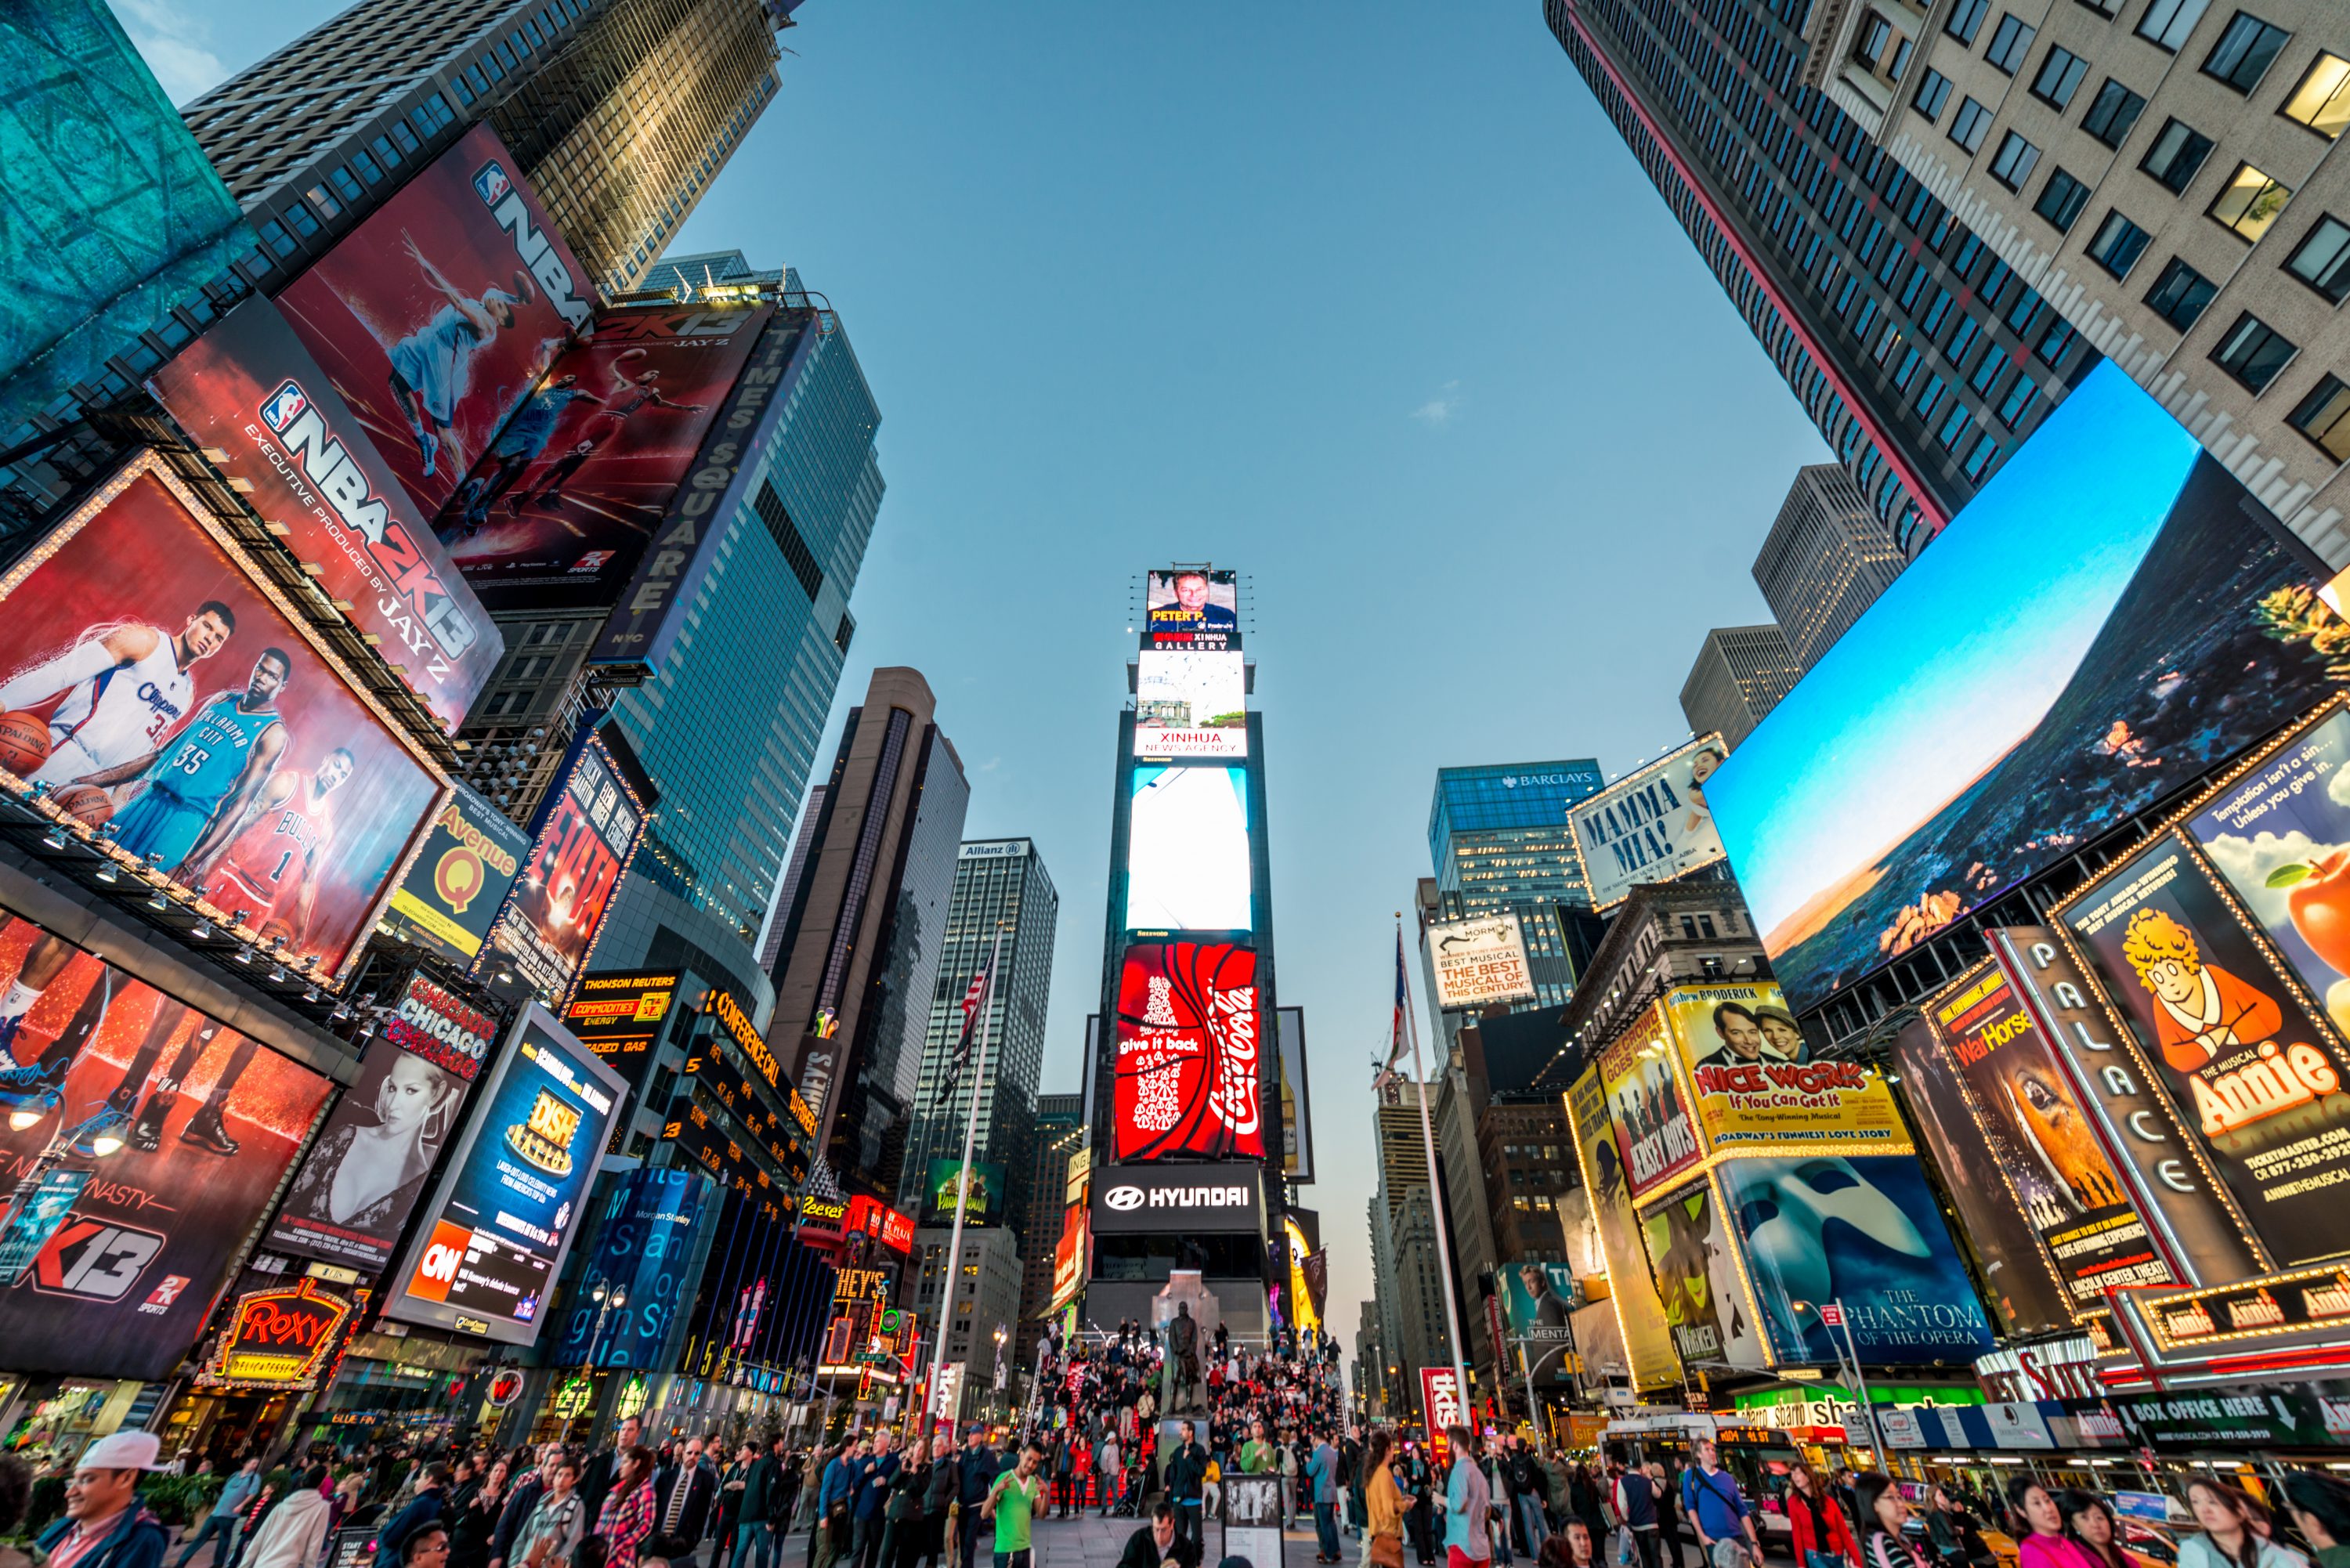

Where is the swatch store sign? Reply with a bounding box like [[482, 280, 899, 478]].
[[1091, 1163, 1264, 1234]]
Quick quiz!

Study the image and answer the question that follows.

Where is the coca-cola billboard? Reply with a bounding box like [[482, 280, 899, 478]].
[[1113, 941, 1263, 1162]]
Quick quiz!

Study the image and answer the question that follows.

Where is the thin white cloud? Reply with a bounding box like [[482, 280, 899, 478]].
[[1411, 380, 1462, 425], [110, 0, 228, 105]]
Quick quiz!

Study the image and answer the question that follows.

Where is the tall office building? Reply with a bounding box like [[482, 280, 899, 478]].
[[1679, 623, 1803, 746], [1806, 0, 2350, 562], [1368, 1083, 1452, 1404], [180, 0, 797, 294], [1752, 464, 1910, 670], [1543, 0, 2097, 556], [897, 839, 1059, 1230], [1015, 1093, 1085, 1373], [462, 262, 883, 1017], [765, 667, 971, 1190]]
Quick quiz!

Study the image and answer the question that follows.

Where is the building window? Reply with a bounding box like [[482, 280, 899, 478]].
[[2031, 45, 2088, 107], [1987, 15, 2036, 73], [2288, 375, 2350, 461], [1990, 131, 2041, 190], [389, 122, 420, 155], [2210, 163, 2293, 242], [1951, 96, 1994, 152], [1946, 0, 1990, 41], [2146, 257, 2219, 327], [2141, 119, 2216, 193], [1999, 373, 2040, 425], [2201, 12, 2290, 92], [2081, 79, 2147, 147], [258, 219, 295, 258], [305, 183, 342, 219], [2210, 312, 2298, 392], [1856, 12, 1894, 66], [2087, 210, 2152, 276], [2137, 0, 2211, 51], [2282, 53, 2350, 139], [2286, 215, 2350, 302], [2030, 169, 2087, 230]]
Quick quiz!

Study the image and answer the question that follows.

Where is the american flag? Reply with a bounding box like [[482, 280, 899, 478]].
[[942, 949, 997, 1093], [1374, 927, 1412, 1093]]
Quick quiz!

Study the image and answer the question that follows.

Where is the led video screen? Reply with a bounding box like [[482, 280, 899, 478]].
[[1133, 649, 1246, 758], [1125, 764, 1252, 931], [1143, 568, 1239, 650], [1112, 940, 1264, 1162], [1707, 363, 2343, 1009]]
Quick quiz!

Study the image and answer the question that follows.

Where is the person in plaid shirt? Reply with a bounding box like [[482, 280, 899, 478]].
[[595, 1450, 657, 1568]]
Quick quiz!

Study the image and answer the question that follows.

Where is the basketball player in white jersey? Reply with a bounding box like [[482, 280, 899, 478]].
[[0, 602, 237, 787]]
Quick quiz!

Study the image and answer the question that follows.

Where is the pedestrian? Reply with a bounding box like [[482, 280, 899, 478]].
[[404, 1525, 453, 1568], [1406, 1447, 1437, 1567], [511, 1458, 588, 1568], [582, 1421, 645, 1529], [238, 1466, 334, 1568], [1444, 1429, 1493, 1568], [983, 1443, 1046, 1568], [34, 1433, 173, 1568], [1855, 1476, 1932, 1568], [855, 1433, 901, 1568], [1925, 1487, 1991, 1568], [1678, 1443, 1759, 1568], [1345, 1426, 1368, 1544], [650, 1440, 715, 1562], [382, 1465, 457, 1564], [1611, 1459, 1659, 1568], [885, 1440, 932, 1568], [175, 1459, 262, 1568], [1308, 1430, 1342, 1564], [1165, 1424, 1209, 1556], [1543, 1521, 1599, 1568], [594, 1447, 657, 1568], [1784, 1465, 1859, 1568], [1650, 1465, 1687, 1568], [1484, 1447, 1515, 1567], [452, 1460, 510, 1568], [958, 1429, 998, 1568], [2284, 1476, 2350, 1568], [1509, 1442, 1549, 1560], [1096, 1432, 1123, 1518], [493, 1445, 567, 1568], [711, 1445, 754, 1568], [1118, 1503, 1202, 1568], [2177, 1480, 2308, 1568]]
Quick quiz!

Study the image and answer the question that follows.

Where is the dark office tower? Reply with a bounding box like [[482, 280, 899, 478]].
[[897, 840, 1059, 1235], [180, 0, 798, 294], [1752, 464, 1907, 670], [1015, 1093, 1085, 1372], [765, 668, 970, 1190], [1679, 623, 1802, 746], [1542, 0, 2099, 556]]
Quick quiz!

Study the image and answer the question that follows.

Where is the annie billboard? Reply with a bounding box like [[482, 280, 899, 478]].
[[1707, 363, 2344, 1009]]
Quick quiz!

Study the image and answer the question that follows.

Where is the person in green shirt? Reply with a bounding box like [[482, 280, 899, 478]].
[[1238, 1420, 1276, 1476], [983, 1441, 1047, 1568]]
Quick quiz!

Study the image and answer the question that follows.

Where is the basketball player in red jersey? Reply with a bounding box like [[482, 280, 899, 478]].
[[197, 746, 355, 963]]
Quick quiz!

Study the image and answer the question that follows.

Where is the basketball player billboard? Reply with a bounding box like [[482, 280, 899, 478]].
[[473, 721, 650, 1009], [146, 295, 501, 733], [0, 454, 446, 986], [380, 781, 531, 965], [275, 124, 596, 522], [434, 303, 776, 611], [1112, 940, 1264, 1162], [0, 914, 333, 1380]]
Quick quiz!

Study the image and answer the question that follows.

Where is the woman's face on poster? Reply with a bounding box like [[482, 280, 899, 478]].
[[379, 1054, 445, 1136]]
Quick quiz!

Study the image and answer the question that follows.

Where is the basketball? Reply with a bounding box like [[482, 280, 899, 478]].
[[51, 785, 112, 827], [0, 710, 49, 779]]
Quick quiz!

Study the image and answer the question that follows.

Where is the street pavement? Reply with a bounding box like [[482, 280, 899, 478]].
[[755, 1511, 1341, 1568]]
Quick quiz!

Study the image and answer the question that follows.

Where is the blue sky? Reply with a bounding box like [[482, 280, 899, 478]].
[[125, 0, 1837, 1340], [1705, 363, 2204, 948]]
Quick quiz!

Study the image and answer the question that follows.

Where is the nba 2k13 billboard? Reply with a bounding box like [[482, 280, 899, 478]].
[[0, 453, 446, 985]]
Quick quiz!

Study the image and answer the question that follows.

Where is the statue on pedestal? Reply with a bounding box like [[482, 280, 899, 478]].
[[1152, 1270, 1220, 1414]]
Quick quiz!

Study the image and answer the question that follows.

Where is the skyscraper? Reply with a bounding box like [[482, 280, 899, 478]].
[[1543, 0, 2098, 556], [1752, 464, 1908, 670], [179, 0, 798, 295], [1679, 623, 1802, 746], [765, 667, 970, 1189], [1015, 1093, 1085, 1373], [897, 840, 1059, 1241]]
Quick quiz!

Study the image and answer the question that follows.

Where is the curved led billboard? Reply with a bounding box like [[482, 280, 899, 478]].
[[1125, 764, 1252, 932], [1113, 940, 1263, 1161]]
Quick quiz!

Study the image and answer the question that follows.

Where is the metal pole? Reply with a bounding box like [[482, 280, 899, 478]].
[[1400, 919, 1472, 1408], [1834, 1301, 1886, 1465], [1514, 1341, 1542, 1456], [927, 924, 1003, 1442]]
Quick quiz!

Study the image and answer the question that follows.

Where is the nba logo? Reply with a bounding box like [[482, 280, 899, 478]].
[[473, 161, 512, 207], [259, 380, 307, 431]]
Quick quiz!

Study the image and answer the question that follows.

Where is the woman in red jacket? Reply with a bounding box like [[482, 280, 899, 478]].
[[1787, 1463, 1863, 1568]]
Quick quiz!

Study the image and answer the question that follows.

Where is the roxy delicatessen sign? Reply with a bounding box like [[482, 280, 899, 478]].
[[198, 1277, 354, 1390]]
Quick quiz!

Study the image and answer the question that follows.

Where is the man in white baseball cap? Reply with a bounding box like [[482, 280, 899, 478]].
[[37, 1430, 170, 1568]]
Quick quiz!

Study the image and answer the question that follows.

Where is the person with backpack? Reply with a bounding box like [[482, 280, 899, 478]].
[[1679, 1443, 1759, 1568], [1612, 1460, 1660, 1568]]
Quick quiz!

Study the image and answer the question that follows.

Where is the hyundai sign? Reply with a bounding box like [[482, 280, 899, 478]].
[[1089, 1162, 1265, 1234]]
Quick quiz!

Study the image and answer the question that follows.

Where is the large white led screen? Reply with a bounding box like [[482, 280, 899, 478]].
[[1125, 765, 1252, 931], [1133, 650, 1246, 758]]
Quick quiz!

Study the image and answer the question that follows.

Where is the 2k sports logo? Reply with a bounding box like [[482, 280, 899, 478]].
[[27, 1216, 165, 1302]]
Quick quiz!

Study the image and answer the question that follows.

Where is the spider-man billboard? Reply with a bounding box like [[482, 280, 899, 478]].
[[1112, 941, 1263, 1162]]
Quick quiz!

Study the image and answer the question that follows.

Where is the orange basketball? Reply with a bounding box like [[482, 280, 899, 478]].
[[51, 785, 112, 827], [0, 710, 48, 779]]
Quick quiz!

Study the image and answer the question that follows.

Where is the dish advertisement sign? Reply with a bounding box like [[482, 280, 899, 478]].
[[146, 297, 502, 732], [1667, 983, 1908, 1156], [1925, 966, 2172, 1310], [1427, 912, 1538, 1010], [1567, 1064, 1683, 1391], [1718, 1154, 1998, 1366], [1638, 1174, 1766, 1368], [2061, 836, 2350, 1270], [275, 124, 596, 523], [1112, 941, 1264, 1162], [262, 974, 492, 1271], [0, 456, 446, 986], [384, 1003, 624, 1344], [1133, 649, 1247, 758], [0, 916, 332, 1380], [475, 723, 648, 1008], [1598, 1010, 1701, 1202], [1143, 568, 1239, 652], [380, 782, 530, 963], [1569, 737, 1730, 910]]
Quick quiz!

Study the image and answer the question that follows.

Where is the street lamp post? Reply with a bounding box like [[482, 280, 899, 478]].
[[1789, 1299, 1882, 1462]]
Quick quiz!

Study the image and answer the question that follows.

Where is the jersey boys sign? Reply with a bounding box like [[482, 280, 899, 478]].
[[1112, 941, 1263, 1162]]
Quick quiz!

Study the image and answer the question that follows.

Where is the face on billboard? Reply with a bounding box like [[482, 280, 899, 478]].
[[2062, 835, 2350, 1269], [1638, 1176, 1766, 1368], [1666, 983, 1909, 1158], [1570, 738, 1729, 910], [920, 1159, 1007, 1227], [381, 782, 530, 964], [0, 460, 444, 982], [1133, 650, 1246, 758], [1143, 569, 1238, 649], [1126, 765, 1252, 932], [479, 730, 646, 1006], [0, 917, 331, 1380], [275, 125, 596, 522], [1598, 1015, 1700, 1201], [1500, 1260, 1579, 1386], [385, 1004, 624, 1343], [1720, 1154, 1998, 1365], [437, 305, 773, 607], [1114, 941, 1264, 1161], [1708, 363, 2344, 1010]]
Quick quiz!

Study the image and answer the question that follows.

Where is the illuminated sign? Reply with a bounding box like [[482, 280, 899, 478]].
[[1568, 737, 1730, 911], [1112, 941, 1263, 1162], [1134, 649, 1247, 758], [919, 1160, 1007, 1228], [1125, 766, 1252, 933], [563, 969, 678, 1091], [1666, 982, 1907, 1157], [1420, 1369, 1463, 1465], [475, 722, 648, 1008], [1596, 1010, 1700, 1203], [1427, 912, 1538, 1010], [200, 1277, 352, 1389], [382, 783, 530, 963], [1567, 1062, 1683, 1391], [1142, 568, 1240, 652]]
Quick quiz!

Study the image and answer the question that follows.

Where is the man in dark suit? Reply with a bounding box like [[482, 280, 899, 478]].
[[649, 1436, 718, 1558], [1118, 1504, 1202, 1568], [579, 1414, 642, 1526], [1162, 1422, 1209, 1555]]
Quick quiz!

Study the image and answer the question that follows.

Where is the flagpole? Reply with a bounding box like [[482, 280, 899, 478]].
[[927, 921, 1003, 1439], [1398, 919, 1472, 1412]]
